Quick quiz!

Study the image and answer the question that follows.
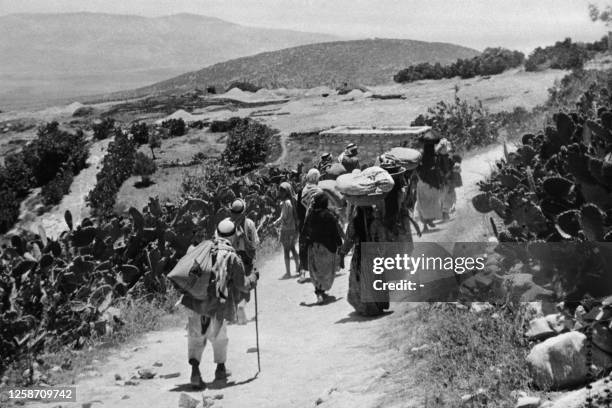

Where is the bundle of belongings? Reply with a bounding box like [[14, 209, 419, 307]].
[[322, 163, 347, 180], [167, 239, 235, 317], [375, 147, 421, 171], [336, 166, 396, 207]]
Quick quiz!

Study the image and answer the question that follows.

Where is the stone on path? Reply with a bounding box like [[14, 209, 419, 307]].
[[515, 396, 540, 408], [178, 393, 199, 408], [526, 331, 612, 389]]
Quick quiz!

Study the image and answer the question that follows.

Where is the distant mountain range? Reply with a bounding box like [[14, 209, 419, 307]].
[[110, 39, 481, 99], [0, 12, 338, 108]]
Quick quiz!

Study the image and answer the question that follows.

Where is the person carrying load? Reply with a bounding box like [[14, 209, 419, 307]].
[[414, 132, 444, 232], [168, 219, 258, 389], [228, 198, 259, 324], [298, 169, 324, 283], [338, 142, 360, 172], [317, 152, 334, 175]]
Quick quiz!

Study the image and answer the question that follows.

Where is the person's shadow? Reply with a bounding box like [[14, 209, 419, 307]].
[[335, 310, 393, 324], [169, 373, 259, 392], [299, 295, 343, 307]]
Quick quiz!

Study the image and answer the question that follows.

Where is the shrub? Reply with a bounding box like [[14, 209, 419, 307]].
[[160, 118, 186, 137], [41, 168, 74, 206], [0, 170, 21, 233], [525, 38, 589, 72], [92, 117, 115, 140], [545, 69, 612, 113], [0, 122, 89, 232], [226, 81, 261, 93], [133, 151, 157, 185], [411, 95, 501, 151], [210, 117, 244, 133], [22, 122, 89, 187], [87, 129, 136, 216], [3, 152, 34, 197], [221, 119, 276, 172], [394, 48, 524, 83], [129, 122, 149, 145]]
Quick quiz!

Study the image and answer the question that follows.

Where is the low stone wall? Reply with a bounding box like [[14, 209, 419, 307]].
[[288, 129, 423, 166]]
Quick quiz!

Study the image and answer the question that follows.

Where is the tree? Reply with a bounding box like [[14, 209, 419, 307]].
[[221, 119, 276, 172], [589, 3, 612, 25], [148, 132, 161, 159], [161, 118, 186, 137], [133, 151, 157, 186], [130, 122, 149, 145], [92, 117, 115, 140]]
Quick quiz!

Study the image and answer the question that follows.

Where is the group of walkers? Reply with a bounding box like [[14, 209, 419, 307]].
[[174, 134, 462, 388], [271, 136, 462, 313]]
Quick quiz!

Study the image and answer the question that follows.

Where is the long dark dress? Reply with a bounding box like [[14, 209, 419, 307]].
[[303, 204, 343, 293], [340, 207, 390, 316], [296, 189, 309, 271]]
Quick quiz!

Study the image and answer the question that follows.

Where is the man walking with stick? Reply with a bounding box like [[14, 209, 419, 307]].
[[168, 219, 259, 389]]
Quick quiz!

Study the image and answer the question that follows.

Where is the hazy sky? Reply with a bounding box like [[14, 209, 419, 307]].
[[0, 0, 608, 51]]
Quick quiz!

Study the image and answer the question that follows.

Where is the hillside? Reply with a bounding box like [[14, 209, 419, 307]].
[[0, 12, 338, 109], [108, 39, 481, 98]]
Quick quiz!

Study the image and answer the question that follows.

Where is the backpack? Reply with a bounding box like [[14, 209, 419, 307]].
[[168, 239, 235, 304]]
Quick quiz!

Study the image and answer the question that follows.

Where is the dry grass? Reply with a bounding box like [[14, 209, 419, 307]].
[[2, 287, 183, 389], [378, 303, 540, 408]]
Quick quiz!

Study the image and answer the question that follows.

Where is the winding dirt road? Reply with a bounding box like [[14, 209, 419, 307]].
[[29, 144, 506, 408]]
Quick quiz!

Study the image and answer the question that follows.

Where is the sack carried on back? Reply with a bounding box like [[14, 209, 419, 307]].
[[168, 239, 235, 305]]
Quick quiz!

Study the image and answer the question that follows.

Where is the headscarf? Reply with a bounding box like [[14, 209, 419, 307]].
[[435, 138, 452, 155], [418, 140, 443, 189], [301, 168, 323, 210], [305, 168, 320, 185]]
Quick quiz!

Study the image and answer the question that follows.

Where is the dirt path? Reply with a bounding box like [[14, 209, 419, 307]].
[[30, 144, 506, 408], [12, 138, 111, 239], [273, 132, 289, 165]]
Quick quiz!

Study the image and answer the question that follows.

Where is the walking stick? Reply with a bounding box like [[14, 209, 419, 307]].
[[254, 285, 261, 373]]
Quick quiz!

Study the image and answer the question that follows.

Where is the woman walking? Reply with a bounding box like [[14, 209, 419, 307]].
[[297, 168, 323, 283], [339, 205, 389, 316], [414, 135, 444, 232], [302, 193, 343, 304], [273, 182, 300, 279], [436, 138, 454, 222]]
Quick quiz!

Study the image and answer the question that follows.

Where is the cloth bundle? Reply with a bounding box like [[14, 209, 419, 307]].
[[168, 240, 234, 301], [377, 147, 422, 170], [336, 166, 395, 196], [324, 163, 347, 180]]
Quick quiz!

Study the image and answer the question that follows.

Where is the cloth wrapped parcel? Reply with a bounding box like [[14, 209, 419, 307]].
[[336, 166, 395, 196]]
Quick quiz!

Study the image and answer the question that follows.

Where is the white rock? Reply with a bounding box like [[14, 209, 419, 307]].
[[470, 302, 494, 313], [545, 376, 611, 407], [526, 331, 612, 389], [515, 396, 540, 408], [544, 313, 573, 334], [525, 317, 555, 341]]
